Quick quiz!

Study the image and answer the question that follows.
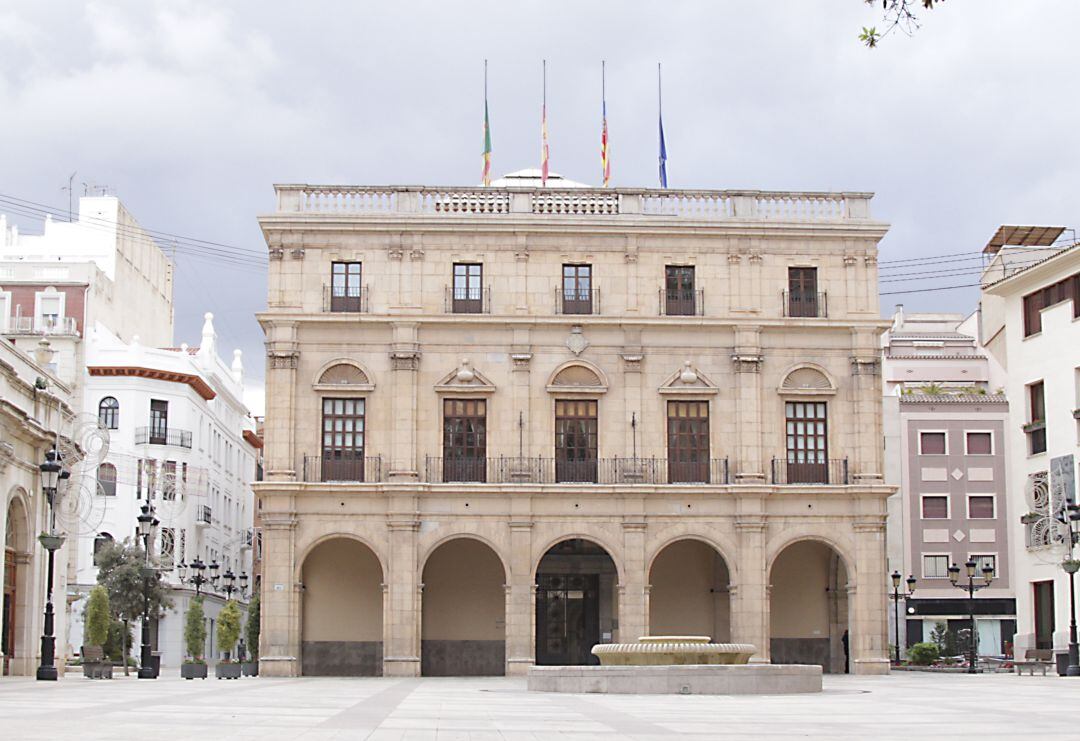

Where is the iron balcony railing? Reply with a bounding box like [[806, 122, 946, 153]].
[[445, 285, 491, 314], [323, 284, 370, 313], [770, 457, 849, 485], [659, 288, 704, 316], [423, 456, 730, 485], [301, 455, 385, 483], [555, 288, 601, 315], [196, 504, 212, 525], [782, 291, 828, 318], [134, 426, 192, 448]]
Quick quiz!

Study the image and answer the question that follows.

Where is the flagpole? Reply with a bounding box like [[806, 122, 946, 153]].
[[541, 59, 548, 187], [658, 62, 667, 189], [482, 59, 492, 186], [601, 60, 609, 188]]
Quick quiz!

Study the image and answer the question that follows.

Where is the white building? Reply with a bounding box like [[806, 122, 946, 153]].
[[980, 225, 1080, 670], [67, 314, 260, 667]]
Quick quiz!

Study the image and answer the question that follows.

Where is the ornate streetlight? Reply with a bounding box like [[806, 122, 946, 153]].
[[948, 559, 995, 674], [136, 502, 160, 679], [177, 557, 211, 597], [1062, 500, 1080, 677], [218, 568, 251, 600], [35, 448, 67, 681], [888, 571, 917, 664]]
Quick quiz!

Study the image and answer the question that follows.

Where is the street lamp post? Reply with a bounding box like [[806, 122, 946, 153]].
[[1063, 501, 1080, 677], [948, 559, 995, 674], [35, 448, 66, 681], [178, 557, 211, 597], [136, 502, 160, 680], [888, 571, 917, 664]]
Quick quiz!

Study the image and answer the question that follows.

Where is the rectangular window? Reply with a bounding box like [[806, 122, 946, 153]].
[[919, 431, 947, 455], [149, 399, 168, 445], [145, 459, 157, 500], [787, 267, 820, 317], [555, 399, 598, 483], [330, 261, 363, 312], [561, 264, 594, 315], [922, 495, 949, 519], [442, 398, 487, 482], [136, 458, 143, 499], [452, 263, 483, 313], [1023, 272, 1080, 337], [160, 527, 175, 568], [36, 292, 62, 331], [965, 432, 992, 455], [1028, 381, 1047, 455], [667, 400, 710, 483], [785, 401, 828, 483], [968, 495, 995, 519], [923, 554, 950, 579], [970, 554, 996, 578], [664, 266, 697, 316], [321, 398, 365, 481]]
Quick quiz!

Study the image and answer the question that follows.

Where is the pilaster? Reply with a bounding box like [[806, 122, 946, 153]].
[[258, 509, 299, 677], [505, 519, 535, 675], [384, 507, 420, 676]]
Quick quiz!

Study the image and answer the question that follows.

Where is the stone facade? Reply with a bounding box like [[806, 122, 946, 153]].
[[255, 178, 894, 677]]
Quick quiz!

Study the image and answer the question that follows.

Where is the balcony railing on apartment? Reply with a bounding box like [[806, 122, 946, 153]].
[[5, 315, 79, 336], [770, 457, 849, 485], [301, 455, 385, 483], [323, 284, 370, 313], [134, 427, 192, 448], [196, 504, 212, 526], [555, 288, 600, 315], [445, 286, 491, 314], [659, 289, 704, 317], [423, 456, 730, 485], [782, 291, 828, 318]]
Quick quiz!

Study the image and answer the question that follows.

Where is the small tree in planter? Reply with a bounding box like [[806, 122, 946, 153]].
[[216, 600, 242, 679], [83, 586, 112, 679], [242, 592, 260, 676], [908, 642, 940, 666], [181, 598, 208, 680]]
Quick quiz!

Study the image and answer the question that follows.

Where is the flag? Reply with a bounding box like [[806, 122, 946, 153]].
[[659, 113, 668, 189], [601, 100, 610, 187], [482, 99, 492, 186], [541, 60, 549, 187]]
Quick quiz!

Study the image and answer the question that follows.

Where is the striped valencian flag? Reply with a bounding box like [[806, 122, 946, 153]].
[[601, 81, 610, 186], [482, 98, 492, 186]]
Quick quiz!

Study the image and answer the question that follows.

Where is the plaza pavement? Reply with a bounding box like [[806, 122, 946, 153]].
[[0, 671, 1074, 740]]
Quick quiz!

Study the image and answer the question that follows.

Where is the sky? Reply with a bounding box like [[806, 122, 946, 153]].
[[3, 1, 1079, 415]]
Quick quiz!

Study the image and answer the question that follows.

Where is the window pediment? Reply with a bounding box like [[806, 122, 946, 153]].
[[659, 361, 719, 395], [546, 360, 608, 395], [435, 358, 496, 394], [313, 359, 375, 392], [778, 364, 836, 396]]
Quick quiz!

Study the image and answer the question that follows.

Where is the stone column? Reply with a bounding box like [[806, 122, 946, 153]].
[[384, 503, 420, 676], [619, 518, 648, 642], [850, 519, 890, 675], [850, 329, 884, 485], [259, 507, 299, 677], [732, 508, 769, 663], [505, 520, 535, 676], [732, 327, 765, 482]]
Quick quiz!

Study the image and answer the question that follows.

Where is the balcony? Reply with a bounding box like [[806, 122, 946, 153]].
[[782, 291, 828, 318], [241, 528, 254, 549], [5, 315, 79, 336], [659, 289, 704, 317], [422, 456, 730, 485], [770, 458, 849, 485], [301, 455, 385, 483], [445, 286, 491, 314], [323, 285, 369, 313], [555, 289, 600, 315], [196, 504, 212, 527], [135, 427, 192, 448]]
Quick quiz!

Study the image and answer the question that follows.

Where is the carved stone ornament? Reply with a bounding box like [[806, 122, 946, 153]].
[[566, 326, 589, 356], [850, 357, 881, 376], [268, 352, 298, 370], [391, 351, 420, 371], [290, 248, 306, 260], [268, 248, 284, 260], [621, 353, 643, 373], [511, 353, 533, 369], [731, 354, 762, 373]]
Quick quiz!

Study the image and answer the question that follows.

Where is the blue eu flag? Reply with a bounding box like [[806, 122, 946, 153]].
[[658, 114, 668, 188]]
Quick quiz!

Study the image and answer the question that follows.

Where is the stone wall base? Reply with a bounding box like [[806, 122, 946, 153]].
[[526, 664, 822, 695], [421, 639, 504, 676], [301, 641, 383, 676]]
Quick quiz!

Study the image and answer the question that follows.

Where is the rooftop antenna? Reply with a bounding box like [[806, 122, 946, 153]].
[[60, 171, 77, 222]]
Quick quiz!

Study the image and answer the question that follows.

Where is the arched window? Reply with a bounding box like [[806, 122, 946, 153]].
[[97, 463, 117, 496], [98, 397, 119, 429], [93, 532, 114, 564]]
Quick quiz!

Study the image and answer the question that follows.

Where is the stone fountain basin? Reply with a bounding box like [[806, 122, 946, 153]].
[[591, 636, 756, 666]]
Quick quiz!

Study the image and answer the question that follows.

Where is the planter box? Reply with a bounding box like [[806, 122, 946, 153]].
[[181, 663, 208, 680], [82, 661, 113, 679], [216, 662, 242, 680], [241, 661, 259, 677]]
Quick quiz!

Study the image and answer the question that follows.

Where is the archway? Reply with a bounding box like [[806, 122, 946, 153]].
[[421, 538, 506, 676], [769, 540, 849, 673], [535, 538, 618, 665], [300, 537, 383, 676], [648, 540, 731, 641], [3, 496, 31, 676]]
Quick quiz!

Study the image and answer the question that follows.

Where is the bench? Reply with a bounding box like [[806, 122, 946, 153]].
[[1014, 649, 1052, 676]]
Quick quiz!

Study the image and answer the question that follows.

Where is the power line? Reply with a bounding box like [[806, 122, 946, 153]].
[[880, 282, 982, 296]]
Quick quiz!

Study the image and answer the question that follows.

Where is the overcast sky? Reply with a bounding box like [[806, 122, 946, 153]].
[[3, 1, 1079, 415]]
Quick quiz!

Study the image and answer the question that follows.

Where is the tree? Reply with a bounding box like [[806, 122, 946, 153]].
[[95, 539, 173, 675], [184, 597, 207, 662], [245, 592, 260, 661], [860, 0, 945, 48], [84, 585, 110, 651], [217, 600, 242, 662]]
